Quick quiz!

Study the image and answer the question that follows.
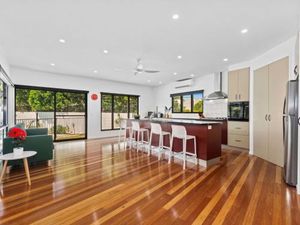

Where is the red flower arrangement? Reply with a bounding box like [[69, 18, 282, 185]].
[[7, 127, 27, 147]]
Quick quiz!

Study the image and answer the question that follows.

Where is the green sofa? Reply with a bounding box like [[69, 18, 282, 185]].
[[3, 125, 54, 167]]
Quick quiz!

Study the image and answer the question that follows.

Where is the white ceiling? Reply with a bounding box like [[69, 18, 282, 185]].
[[0, 0, 299, 86]]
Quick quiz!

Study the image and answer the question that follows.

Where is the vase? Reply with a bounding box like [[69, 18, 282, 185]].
[[13, 147, 24, 156]]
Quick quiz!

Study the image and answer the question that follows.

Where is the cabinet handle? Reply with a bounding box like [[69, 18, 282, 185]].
[[239, 94, 241, 99], [265, 114, 268, 121], [268, 114, 271, 121], [235, 127, 241, 129], [235, 140, 241, 142], [235, 94, 237, 100]]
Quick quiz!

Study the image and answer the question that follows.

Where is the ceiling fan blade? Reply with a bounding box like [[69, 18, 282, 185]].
[[144, 70, 160, 73]]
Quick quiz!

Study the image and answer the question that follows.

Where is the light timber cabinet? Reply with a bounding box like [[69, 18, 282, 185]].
[[228, 68, 250, 102], [228, 121, 249, 149], [253, 57, 289, 167]]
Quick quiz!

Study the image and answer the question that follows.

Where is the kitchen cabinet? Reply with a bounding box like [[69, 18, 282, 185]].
[[228, 121, 249, 149], [253, 57, 288, 167], [228, 68, 250, 102]]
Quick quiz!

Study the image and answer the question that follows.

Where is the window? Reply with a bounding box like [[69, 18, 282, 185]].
[[0, 79, 8, 127], [172, 96, 181, 112], [192, 92, 203, 113], [171, 90, 204, 113], [182, 95, 191, 112], [15, 86, 88, 141], [101, 93, 139, 130]]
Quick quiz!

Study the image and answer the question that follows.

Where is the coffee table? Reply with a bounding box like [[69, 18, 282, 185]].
[[0, 151, 37, 185]]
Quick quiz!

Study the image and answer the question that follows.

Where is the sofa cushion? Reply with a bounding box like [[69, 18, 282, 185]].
[[14, 123, 25, 129], [26, 128, 48, 136]]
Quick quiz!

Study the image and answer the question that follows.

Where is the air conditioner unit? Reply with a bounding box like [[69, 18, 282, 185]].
[[174, 78, 193, 89]]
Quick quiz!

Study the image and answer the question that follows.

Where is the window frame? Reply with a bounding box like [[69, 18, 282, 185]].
[[100, 92, 139, 131], [170, 90, 204, 114], [14, 85, 88, 142]]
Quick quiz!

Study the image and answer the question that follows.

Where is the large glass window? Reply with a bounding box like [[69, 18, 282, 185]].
[[0, 79, 8, 127], [15, 86, 87, 141], [192, 92, 204, 113], [101, 93, 139, 130], [172, 96, 181, 112], [171, 90, 204, 113], [182, 95, 192, 112], [101, 94, 113, 130]]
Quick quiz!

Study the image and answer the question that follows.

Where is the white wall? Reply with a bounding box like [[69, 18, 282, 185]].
[[10, 67, 155, 139], [153, 72, 228, 119]]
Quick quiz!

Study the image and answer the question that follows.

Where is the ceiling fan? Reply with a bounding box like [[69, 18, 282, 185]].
[[133, 58, 160, 75]]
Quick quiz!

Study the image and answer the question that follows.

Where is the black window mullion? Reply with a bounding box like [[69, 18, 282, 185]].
[[128, 96, 130, 119], [111, 95, 115, 130], [180, 96, 183, 112], [191, 94, 194, 112], [54, 92, 57, 141], [137, 97, 139, 116]]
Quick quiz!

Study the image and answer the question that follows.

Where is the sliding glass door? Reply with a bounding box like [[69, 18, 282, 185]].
[[55, 91, 86, 141], [15, 86, 87, 141], [15, 88, 55, 135]]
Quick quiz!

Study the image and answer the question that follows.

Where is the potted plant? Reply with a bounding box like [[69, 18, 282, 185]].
[[7, 127, 27, 156]]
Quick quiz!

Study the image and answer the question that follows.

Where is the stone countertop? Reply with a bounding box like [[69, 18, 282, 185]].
[[127, 118, 222, 125]]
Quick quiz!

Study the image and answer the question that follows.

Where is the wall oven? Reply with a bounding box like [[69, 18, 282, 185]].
[[228, 102, 249, 121]]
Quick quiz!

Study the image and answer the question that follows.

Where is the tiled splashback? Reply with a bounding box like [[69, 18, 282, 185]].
[[171, 99, 228, 119], [203, 99, 228, 118]]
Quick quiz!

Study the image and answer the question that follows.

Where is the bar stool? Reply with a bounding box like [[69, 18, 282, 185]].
[[131, 121, 150, 152], [118, 119, 132, 149], [148, 123, 171, 160], [168, 125, 197, 169]]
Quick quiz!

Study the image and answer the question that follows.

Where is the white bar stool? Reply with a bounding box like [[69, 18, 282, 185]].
[[168, 125, 197, 169], [148, 123, 171, 160], [118, 119, 132, 149], [131, 121, 150, 152]]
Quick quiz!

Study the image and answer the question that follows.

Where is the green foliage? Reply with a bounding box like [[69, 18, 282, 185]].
[[28, 90, 54, 111], [172, 96, 181, 112], [129, 96, 138, 113], [56, 92, 85, 112], [16, 88, 85, 112], [193, 100, 203, 113], [16, 89, 31, 111], [101, 94, 138, 113], [50, 125, 69, 134], [102, 94, 112, 112]]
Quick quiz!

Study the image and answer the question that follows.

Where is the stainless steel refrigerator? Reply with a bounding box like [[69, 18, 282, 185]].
[[283, 78, 298, 186]]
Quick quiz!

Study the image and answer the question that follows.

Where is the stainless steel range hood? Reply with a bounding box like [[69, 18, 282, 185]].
[[205, 72, 228, 100]]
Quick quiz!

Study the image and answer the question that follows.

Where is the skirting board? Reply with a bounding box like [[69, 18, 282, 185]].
[[198, 157, 220, 168]]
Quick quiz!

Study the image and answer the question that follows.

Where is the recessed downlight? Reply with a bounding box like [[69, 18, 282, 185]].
[[223, 58, 228, 62], [190, 74, 195, 77], [147, 80, 151, 83], [241, 28, 248, 34], [173, 72, 177, 75], [103, 49, 109, 54], [177, 55, 182, 59], [50, 63, 55, 66], [59, 39, 66, 43], [158, 81, 162, 85], [93, 70, 98, 73], [172, 14, 179, 20]]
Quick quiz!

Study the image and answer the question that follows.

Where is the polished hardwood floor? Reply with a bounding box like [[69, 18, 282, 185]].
[[0, 138, 299, 225]]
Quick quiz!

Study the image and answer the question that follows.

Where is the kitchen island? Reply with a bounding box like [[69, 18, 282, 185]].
[[126, 118, 222, 167]]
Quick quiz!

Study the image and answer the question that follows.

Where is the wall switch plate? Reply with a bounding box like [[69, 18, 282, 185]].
[[208, 125, 212, 130]]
